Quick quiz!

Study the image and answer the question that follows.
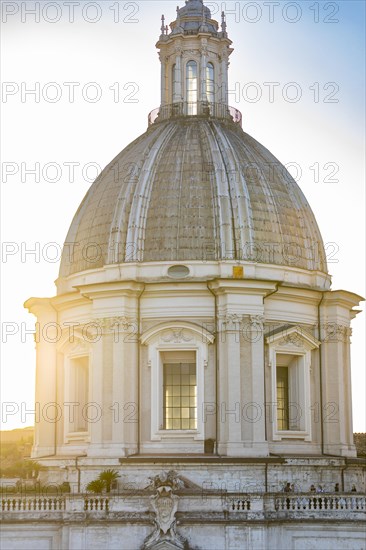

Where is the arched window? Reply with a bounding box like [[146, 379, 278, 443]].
[[206, 62, 215, 104], [186, 60, 198, 115]]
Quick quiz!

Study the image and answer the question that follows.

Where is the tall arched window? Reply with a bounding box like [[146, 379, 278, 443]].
[[186, 60, 198, 115], [206, 62, 215, 104], [172, 64, 177, 102]]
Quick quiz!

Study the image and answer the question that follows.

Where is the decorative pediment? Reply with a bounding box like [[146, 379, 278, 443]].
[[58, 330, 89, 354], [68, 339, 88, 356], [141, 321, 214, 345], [266, 326, 320, 351]]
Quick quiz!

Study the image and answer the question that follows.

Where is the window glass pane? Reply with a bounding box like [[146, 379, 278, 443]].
[[186, 61, 197, 114], [277, 366, 289, 430], [163, 362, 197, 429], [71, 357, 89, 432], [206, 62, 215, 103]]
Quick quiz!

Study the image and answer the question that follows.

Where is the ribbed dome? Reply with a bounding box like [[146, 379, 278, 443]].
[[59, 118, 327, 278]]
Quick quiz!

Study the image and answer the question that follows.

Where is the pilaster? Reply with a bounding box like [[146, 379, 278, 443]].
[[209, 280, 275, 456], [25, 298, 58, 458], [319, 290, 363, 457]]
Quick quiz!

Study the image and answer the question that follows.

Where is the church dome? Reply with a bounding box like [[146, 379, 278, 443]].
[[59, 115, 327, 278], [59, 0, 327, 281]]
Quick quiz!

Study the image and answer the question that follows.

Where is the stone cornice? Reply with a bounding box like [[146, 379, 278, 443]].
[[24, 297, 57, 317], [208, 279, 278, 296], [74, 281, 145, 300], [321, 290, 364, 310]]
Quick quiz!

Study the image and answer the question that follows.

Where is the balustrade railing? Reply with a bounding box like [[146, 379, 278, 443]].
[[1, 493, 365, 516], [1, 497, 65, 512], [84, 497, 109, 512], [148, 101, 242, 127], [274, 494, 366, 512]]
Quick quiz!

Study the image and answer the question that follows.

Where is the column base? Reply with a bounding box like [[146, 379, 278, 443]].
[[323, 443, 357, 458]]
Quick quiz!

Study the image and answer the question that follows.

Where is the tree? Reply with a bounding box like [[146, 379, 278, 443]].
[[86, 479, 105, 494], [98, 469, 120, 493]]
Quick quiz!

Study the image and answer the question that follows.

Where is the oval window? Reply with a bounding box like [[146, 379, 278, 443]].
[[167, 265, 190, 279]]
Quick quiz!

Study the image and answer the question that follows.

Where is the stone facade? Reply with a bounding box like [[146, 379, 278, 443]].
[[5, 1, 364, 549]]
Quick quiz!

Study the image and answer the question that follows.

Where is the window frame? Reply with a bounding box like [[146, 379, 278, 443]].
[[141, 322, 214, 442], [64, 350, 90, 442], [266, 327, 319, 442], [206, 62, 215, 104], [163, 357, 197, 430], [185, 59, 198, 115]]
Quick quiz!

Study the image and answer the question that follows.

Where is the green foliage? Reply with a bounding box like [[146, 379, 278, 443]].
[[97, 469, 120, 493], [59, 482, 71, 493], [1, 460, 43, 479], [86, 479, 105, 494]]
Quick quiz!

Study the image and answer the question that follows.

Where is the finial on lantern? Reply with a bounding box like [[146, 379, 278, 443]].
[[221, 11, 227, 35], [161, 15, 165, 36]]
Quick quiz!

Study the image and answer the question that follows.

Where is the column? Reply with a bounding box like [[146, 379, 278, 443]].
[[160, 53, 167, 105], [111, 315, 139, 456], [211, 280, 273, 457], [320, 290, 363, 457], [25, 298, 57, 458], [200, 44, 207, 104], [247, 315, 268, 454], [174, 51, 182, 103], [221, 53, 228, 105]]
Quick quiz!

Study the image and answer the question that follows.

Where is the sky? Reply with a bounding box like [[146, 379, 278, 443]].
[[1, 0, 365, 432]]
